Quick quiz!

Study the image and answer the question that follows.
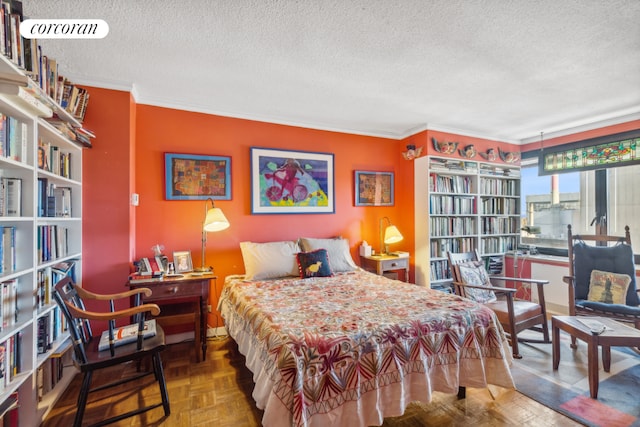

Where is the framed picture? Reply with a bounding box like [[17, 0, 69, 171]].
[[165, 153, 231, 200], [250, 147, 335, 214], [172, 251, 193, 273], [354, 171, 394, 206]]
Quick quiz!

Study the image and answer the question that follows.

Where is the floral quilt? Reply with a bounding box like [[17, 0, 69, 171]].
[[219, 270, 514, 427]]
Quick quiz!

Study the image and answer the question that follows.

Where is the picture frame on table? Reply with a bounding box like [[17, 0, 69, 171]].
[[250, 147, 335, 214], [165, 152, 232, 200], [354, 171, 394, 206], [173, 251, 193, 273]]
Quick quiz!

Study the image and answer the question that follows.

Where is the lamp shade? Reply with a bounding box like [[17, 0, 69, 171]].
[[203, 207, 230, 232], [384, 225, 403, 244]]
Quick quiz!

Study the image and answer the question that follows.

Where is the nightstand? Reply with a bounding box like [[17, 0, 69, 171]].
[[360, 254, 410, 282]]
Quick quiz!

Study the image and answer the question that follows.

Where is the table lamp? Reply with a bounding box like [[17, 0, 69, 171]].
[[379, 216, 403, 255], [195, 198, 230, 272]]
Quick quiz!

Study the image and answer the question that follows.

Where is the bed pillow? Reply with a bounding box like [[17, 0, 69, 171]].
[[240, 240, 301, 280], [298, 237, 357, 272], [587, 269, 631, 305], [297, 249, 333, 278], [456, 261, 497, 304]]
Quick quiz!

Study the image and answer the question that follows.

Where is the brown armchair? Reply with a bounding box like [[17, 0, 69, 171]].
[[447, 250, 550, 358], [53, 277, 171, 427], [563, 225, 639, 348]]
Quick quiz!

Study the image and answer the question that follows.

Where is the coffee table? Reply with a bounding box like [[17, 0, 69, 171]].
[[552, 315, 640, 399]]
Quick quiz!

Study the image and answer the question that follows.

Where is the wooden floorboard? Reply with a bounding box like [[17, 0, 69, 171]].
[[42, 338, 581, 426]]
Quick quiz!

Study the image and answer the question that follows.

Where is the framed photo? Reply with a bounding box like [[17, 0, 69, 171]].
[[354, 171, 394, 206], [250, 147, 335, 214], [165, 153, 231, 200], [137, 257, 152, 275], [172, 251, 193, 273]]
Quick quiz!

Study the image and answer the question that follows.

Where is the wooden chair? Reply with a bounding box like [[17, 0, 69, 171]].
[[447, 250, 550, 358], [52, 277, 171, 427], [563, 224, 639, 348]]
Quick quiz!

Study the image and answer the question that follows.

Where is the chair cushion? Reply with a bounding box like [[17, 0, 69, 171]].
[[573, 242, 638, 306], [486, 300, 543, 325], [457, 261, 497, 303], [577, 299, 640, 316], [587, 269, 631, 305]]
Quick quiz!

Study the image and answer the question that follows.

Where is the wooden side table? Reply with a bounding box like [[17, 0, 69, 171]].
[[127, 273, 215, 362], [360, 254, 410, 282], [552, 315, 640, 398]]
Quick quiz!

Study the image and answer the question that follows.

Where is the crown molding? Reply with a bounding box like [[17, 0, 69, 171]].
[[72, 76, 640, 144]]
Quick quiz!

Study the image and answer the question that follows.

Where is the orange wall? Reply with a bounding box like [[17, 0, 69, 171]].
[[133, 105, 417, 323], [81, 88, 134, 320], [82, 89, 419, 328], [81, 88, 533, 331]]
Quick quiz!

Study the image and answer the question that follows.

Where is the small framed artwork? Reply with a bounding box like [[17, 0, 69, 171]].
[[172, 251, 193, 273], [250, 147, 335, 214], [354, 171, 394, 206], [165, 153, 231, 200]]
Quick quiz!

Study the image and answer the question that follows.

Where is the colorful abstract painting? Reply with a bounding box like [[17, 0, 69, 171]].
[[250, 147, 334, 214]]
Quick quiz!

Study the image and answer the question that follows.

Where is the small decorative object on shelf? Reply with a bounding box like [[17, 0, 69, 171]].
[[431, 137, 459, 154], [402, 144, 423, 160], [458, 144, 476, 159]]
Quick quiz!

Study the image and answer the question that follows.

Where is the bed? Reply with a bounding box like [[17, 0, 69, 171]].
[[218, 238, 515, 427]]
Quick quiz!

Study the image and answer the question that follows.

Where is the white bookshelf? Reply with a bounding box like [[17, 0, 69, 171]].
[[0, 52, 84, 426], [414, 155, 520, 291]]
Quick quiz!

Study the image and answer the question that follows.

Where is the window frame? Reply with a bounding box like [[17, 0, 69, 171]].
[[521, 149, 639, 263]]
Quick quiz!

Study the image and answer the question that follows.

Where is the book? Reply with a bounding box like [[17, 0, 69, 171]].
[[577, 318, 611, 335], [98, 319, 157, 351], [128, 272, 163, 284], [0, 72, 27, 86], [0, 390, 18, 419], [138, 257, 153, 275], [0, 84, 52, 117], [388, 251, 409, 258], [2, 178, 20, 216], [0, 342, 4, 390], [53, 186, 72, 217]]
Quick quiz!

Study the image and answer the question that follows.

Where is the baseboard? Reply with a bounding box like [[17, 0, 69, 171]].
[[207, 326, 227, 338], [165, 327, 227, 344]]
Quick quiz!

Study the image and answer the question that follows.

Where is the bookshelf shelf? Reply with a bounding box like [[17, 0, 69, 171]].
[[414, 155, 521, 292]]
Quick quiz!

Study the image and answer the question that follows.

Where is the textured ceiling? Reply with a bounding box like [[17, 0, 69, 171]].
[[24, 0, 640, 143]]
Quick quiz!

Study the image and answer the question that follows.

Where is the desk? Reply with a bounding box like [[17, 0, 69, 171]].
[[360, 254, 410, 282], [552, 315, 640, 398], [127, 273, 214, 362]]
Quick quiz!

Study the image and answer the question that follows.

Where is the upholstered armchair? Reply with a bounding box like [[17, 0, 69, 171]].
[[563, 224, 639, 347]]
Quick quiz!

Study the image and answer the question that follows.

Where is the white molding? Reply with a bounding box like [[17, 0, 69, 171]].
[[519, 109, 640, 144], [68, 76, 640, 144]]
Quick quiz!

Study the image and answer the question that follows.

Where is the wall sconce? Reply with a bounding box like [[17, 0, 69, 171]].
[[379, 217, 403, 255], [195, 198, 230, 273], [402, 144, 423, 160]]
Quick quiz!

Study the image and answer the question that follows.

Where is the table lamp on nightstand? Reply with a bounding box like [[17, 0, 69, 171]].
[[379, 216, 403, 255], [195, 198, 230, 273]]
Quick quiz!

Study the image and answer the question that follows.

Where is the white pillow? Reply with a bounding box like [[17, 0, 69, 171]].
[[298, 237, 357, 272], [240, 241, 301, 280]]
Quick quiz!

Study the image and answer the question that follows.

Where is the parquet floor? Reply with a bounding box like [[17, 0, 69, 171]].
[[43, 338, 581, 427]]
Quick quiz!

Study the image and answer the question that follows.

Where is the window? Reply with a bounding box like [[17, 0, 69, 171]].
[[520, 159, 640, 257]]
